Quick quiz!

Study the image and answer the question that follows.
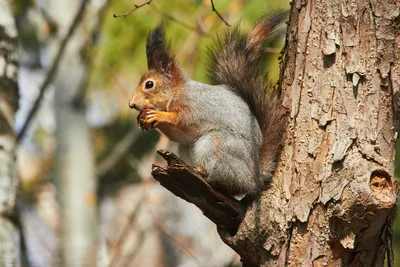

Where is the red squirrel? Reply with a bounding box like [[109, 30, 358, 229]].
[[129, 11, 287, 196]]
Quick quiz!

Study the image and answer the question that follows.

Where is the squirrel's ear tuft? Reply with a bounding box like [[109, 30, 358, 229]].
[[146, 24, 176, 75]]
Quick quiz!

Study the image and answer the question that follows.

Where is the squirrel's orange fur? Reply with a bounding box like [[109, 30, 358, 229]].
[[129, 11, 287, 196]]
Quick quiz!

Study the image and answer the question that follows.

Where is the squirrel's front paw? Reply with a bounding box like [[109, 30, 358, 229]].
[[138, 109, 161, 130], [137, 109, 155, 130]]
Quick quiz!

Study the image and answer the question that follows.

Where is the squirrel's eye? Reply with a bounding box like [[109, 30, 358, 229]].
[[145, 80, 154, 89]]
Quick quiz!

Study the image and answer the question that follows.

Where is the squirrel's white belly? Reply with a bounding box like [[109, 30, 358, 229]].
[[157, 124, 196, 144]]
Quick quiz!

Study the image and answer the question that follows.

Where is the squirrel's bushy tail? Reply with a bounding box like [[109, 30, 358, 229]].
[[205, 10, 288, 183]]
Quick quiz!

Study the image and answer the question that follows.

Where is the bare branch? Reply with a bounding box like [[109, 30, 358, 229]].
[[122, 231, 146, 267], [16, 0, 88, 143], [210, 0, 230, 27], [96, 129, 138, 178], [112, 1, 209, 37], [108, 189, 145, 267], [265, 47, 282, 54], [113, 0, 152, 18], [149, 208, 202, 266], [150, 5, 210, 37], [151, 150, 244, 234], [72, 0, 111, 106]]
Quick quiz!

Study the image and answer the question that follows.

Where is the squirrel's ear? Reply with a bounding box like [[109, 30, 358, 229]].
[[146, 24, 180, 77]]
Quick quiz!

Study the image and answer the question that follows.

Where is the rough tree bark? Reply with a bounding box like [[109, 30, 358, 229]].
[[0, 1, 20, 266], [151, 0, 400, 266]]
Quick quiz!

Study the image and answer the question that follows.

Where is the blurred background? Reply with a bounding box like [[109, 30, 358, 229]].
[[10, 0, 399, 266]]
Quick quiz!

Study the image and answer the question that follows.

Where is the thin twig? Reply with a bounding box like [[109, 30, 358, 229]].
[[96, 129, 138, 178], [113, 0, 152, 18], [16, 0, 88, 143], [148, 208, 203, 267], [72, 0, 111, 106], [210, 0, 230, 26], [265, 47, 283, 54], [150, 5, 210, 37], [108, 190, 144, 267], [123, 231, 146, 267]]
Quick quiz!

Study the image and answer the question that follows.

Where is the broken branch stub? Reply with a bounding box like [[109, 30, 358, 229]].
[[151, 149, 244, 234]]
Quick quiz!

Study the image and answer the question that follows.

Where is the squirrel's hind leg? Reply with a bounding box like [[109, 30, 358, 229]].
[[190, 133, 260, 196]]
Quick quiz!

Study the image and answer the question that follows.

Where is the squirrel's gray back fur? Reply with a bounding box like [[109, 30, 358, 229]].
[[140, 12, 287, 196], [204, 10, 288, 190], [178, 80, 263, 195]]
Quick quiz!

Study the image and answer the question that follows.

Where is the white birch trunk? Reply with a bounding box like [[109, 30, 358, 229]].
[[43, 1, 98, 266], [0, 1, 20, 266]]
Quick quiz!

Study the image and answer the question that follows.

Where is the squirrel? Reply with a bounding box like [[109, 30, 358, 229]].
[[129, 11, 287, 196]]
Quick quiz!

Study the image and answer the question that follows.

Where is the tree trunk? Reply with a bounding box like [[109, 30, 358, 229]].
[[48, 1, 98, 266], [220, 0, 399, 266], [0, 1, 21, 266], [151, 0, 399, 266]]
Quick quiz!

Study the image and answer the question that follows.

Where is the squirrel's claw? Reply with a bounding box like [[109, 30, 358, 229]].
[[135, 110, 157, 131], [193, 165, 209, 179], [142, 110, 160, 130], [137, 109, 157, 131]]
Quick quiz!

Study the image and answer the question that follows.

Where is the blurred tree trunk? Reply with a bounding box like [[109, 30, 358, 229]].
[[217, 0, 399, 266], [0, 1, 21, 266], [45, 1, 98, 266]]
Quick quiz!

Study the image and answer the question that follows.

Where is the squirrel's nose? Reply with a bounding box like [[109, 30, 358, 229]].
[[129, 102, 136, 109]]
